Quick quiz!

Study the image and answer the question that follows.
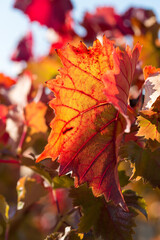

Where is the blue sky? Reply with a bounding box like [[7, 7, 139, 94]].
[[0, 0, 160, 76]]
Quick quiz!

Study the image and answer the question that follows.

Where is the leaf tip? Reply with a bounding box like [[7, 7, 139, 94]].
[[36, 150, 49, 163]]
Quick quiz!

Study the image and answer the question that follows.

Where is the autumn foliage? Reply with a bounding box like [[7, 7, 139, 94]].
[[1, 1, 160, 240]]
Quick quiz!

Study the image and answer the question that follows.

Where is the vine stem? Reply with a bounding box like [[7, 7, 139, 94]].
[[53, 208, 77, 233], [5, 223, 10, 240], [52, 189, 60, 215], [17, 124, 28, 154], [0, 159, 20, 165]]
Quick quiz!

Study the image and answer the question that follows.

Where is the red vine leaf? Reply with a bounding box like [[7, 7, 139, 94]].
[[37, 36, 140, 209], [0, 105, 8, 139], [14, 0, 73, 34], [11, 32, 33, 62], [102, 42, 141, 130], [81, 7, 133, 42]]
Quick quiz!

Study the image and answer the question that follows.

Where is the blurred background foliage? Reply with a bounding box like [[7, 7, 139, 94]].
[[1, 0, 160, 239]]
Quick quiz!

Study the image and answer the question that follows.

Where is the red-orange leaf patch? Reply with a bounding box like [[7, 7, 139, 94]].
[[37, 36, 141, 209], [0, 73, 16, 88], [102, 43, 142, 128]]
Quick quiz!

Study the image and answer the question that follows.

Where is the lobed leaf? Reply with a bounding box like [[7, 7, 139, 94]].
[[102, 42, 141, 129], [70, 184, 138, 240], [37, 36, 141, 209], [53, 175, 74, 189], [123, 189, 147, 219], [0, 73, 16, 88], [11, 31, 33, 62], [118, 170, 130, 187], [25, 55, 61, 84], [142, 67, 160, 110], [14, 0, 73, 34], [137, 67, 160, 149], [120, 141, 160, 188], [134, 33, 160, 68], [24, 101, 48, 136]]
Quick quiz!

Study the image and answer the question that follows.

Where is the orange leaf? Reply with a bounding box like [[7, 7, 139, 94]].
[[134, 32, 160, 68], [143, 65, 160, 80], [25, 55, 61, 84], [137, 96, 160, 147], [37, 37, 140, 209], [0, 73, 16, 88], [0, 105, 8, 137], [24, 101, 48, 143]]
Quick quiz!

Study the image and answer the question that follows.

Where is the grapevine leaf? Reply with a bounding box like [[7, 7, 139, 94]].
[[25, 55, 61, 84], [70, 184, 137, 240], [0, 105, 8, 136], [0, 105, 9, 145], [120, 141, 160, 187], [11, 31, 33, 62], [137, 98, 160, 146], [21, 101, 49, 152], [102, 42, 141, 128], [136, 68, 160, 150], [81, 7, 131, 42], [0, 195, 9, 223], [122, 8, 159, 36], [37, 37, 141, 209], [53, 175, 74, 189], [142, 67, 160, 110], [123, 190, 147, 219], [0, 73, 16, 88], [14, 0, 73, 34], [24, 101, 48, 136], [134, 32, 160, 68], [16, 177, 47, 210], [118, 170, 130, 187]]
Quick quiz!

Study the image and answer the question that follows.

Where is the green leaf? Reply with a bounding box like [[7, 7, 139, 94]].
[[118, 170, 130, 187], [137, 96, 160, 151], [26, 55, 60, 84], [16, 177, 47, 210], [120, 141, 160, 187], [69, 184, 136, 240], [0, 195, 9, 223], [123, 190, 148, 219], [53, 175, 74, 189]]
